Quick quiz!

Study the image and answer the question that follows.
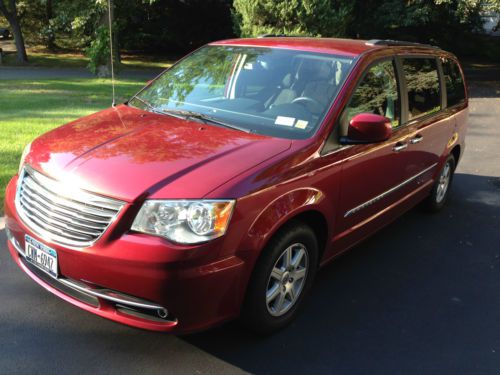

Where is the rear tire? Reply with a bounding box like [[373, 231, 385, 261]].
[[241, 221, 318, 335], [423, 154, 455, 212]]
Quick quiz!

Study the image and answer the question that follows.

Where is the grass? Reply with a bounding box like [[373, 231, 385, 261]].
[[0, 78, 146, 212], [2, 48, 175, 70]]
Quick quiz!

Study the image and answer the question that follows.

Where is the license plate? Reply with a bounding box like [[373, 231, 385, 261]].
[[25, 235, 58, 278]]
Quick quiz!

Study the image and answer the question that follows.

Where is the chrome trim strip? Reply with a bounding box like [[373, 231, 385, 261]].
[[15, 166, 125, 249], [57, 279, 164, 310], [344, 163, 437, 218], [8, 235, 165, 311], [22, 174, 119, 217], [25, 166, 123, 211]]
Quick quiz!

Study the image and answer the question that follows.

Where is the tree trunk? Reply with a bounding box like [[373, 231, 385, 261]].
[[109, 0, 121, 64], [46, 0, 56, 50], [0, 0, 28, 63], [10, 17, 27, 63]]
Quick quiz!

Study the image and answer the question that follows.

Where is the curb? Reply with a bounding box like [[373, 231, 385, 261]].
[[0, 216, 4, 230]]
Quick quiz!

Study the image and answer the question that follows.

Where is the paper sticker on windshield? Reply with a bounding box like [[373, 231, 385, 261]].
[[275, 116, 295, 127], [295, 120, 309, 129]]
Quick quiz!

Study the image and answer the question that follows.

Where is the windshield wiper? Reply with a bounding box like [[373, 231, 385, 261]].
[[131, 96, 166, 115], [161, 109, 253, 134], [131, 100, 253, 134]]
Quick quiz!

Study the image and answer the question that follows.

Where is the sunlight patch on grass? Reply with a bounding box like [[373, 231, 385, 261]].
[[3, 49, 175, 70]]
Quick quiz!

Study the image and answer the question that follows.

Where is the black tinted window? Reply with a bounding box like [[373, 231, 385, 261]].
[[402, 58, 441, 120], [442, 58, 465, 107], [342, 59, 400, 130]]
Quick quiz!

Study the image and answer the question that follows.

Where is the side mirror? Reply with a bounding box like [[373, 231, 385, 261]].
[[340, 113, 392, 144]]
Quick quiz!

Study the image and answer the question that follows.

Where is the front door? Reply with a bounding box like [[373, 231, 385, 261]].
[[333, 59, 416, 244]]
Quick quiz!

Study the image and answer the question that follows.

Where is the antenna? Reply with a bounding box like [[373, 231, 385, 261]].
[[107, 0, 116, 107]]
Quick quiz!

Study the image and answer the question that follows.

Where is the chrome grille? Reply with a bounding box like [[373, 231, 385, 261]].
[[15, 166, 125, 248]]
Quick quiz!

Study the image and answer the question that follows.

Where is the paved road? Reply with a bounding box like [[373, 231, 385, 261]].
[[0, 87, 499, 374]]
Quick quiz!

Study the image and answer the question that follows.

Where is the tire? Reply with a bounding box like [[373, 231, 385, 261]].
[[241, 221, 318, 335], [2, 31, 8, 39], [423, 154, 456, 212]]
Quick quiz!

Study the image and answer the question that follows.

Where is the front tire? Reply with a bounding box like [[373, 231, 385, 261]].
[[242, 221, 318, 335], [424, 154, 455, 212]]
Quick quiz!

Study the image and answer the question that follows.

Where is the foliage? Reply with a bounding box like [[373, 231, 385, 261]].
[[85, 25, 111, 75], [232, 0, 353, 37], [3, 0, 500, 70], [350, 0, 494, 55], [117, 0, 234, 53]]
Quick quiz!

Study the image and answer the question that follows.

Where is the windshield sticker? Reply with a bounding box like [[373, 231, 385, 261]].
[[295, 120, 309, 129], [275, 116, 295, 127]]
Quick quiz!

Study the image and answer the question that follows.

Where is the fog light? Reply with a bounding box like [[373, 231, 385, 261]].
[[157, 308, 168, 319]]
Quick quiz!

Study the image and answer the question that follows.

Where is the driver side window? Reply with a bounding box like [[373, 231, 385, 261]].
[[340, 60, 400, 135]]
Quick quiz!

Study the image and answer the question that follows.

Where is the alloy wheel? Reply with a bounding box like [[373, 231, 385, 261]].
[[436, 161, 452, 203], [266, 243, 309, 317]]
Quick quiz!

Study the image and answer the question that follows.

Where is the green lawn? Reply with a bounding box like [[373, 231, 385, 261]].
[[2, 49, 175, 70], [0, 78, 146, 213]]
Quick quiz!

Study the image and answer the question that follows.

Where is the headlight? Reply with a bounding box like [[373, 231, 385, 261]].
[[19, 141, 32, 173], [131, 200, 235, 244]]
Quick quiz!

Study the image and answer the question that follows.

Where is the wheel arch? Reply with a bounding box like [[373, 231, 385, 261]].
[[450, 144, 461, 166], [248, 188, 331, 267]]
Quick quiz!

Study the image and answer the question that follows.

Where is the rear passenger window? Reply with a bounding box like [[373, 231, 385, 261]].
[[441, 58, 466, 107], [342, 59, 400, 130], [402, 58, 441, 120]]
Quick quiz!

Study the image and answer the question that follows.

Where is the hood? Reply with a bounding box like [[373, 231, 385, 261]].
[[26, 105, 292, 201]]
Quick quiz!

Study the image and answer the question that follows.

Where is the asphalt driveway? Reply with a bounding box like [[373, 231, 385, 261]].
[[0, 86, 499, 374]]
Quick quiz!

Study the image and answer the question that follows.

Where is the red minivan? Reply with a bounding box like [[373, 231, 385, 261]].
[[4, 37, 468, 334]]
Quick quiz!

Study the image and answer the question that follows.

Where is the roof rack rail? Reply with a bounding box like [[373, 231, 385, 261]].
[[365, 39, 440, 49], [257, 34, 289, 38]]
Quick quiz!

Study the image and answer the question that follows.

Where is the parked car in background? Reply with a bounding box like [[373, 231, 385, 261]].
[[0, 27, 10, 39], [4, 37, 468, 334]]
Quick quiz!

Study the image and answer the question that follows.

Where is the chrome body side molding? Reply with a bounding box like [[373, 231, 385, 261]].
[[344, 163, 437, 218]]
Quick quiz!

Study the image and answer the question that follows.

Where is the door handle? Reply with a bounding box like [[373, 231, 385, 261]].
[[409, 134, 424, 144], [393, 142, 408, 152]]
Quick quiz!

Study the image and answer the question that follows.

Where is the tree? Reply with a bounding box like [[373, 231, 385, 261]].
[[117, 0, 234, 54], [351, 0, 486, 44], [0, 0, 27, 63], [85, 0, 118, 76], [44, 0, 56, 50], [232, 0, 353, 37], [15, 1, 57, 50]]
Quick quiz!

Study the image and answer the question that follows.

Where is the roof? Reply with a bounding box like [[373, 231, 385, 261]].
[[211, 37, 443, 57], [211, 37, 381, 57]]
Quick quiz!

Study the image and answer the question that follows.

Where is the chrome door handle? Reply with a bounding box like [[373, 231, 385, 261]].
[[393, 142, 408, 152], [409, 134, 424, 144]]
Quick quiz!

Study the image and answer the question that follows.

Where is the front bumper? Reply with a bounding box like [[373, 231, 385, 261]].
[[4, 175, 247, 333]]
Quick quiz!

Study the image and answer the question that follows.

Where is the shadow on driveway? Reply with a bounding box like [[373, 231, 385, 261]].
[[182, 172, 500, 374]]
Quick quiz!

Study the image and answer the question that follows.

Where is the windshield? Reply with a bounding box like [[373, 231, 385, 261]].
[[129, 45, 354, 139]]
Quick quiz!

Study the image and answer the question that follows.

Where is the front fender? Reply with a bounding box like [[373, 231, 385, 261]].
[[248, 188, 328, 246]]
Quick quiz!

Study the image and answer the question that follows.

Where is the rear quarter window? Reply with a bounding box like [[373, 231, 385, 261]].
[[402, 58, 441, 120], [441, 58, 466, 107]]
